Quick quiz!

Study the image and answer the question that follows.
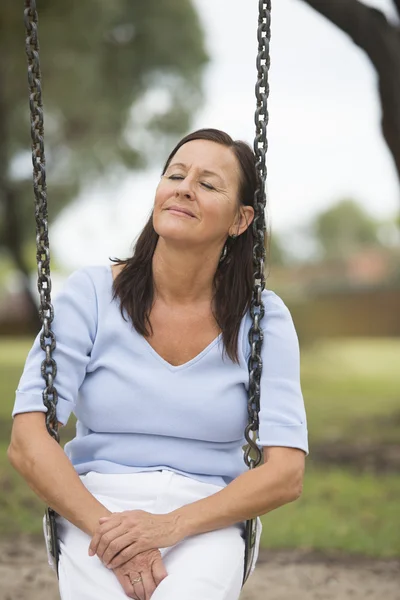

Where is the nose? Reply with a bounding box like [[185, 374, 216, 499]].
[[175, 176, 194, 200]]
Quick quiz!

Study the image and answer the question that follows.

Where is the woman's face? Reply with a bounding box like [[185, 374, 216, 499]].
[[153, 139, 252, 253]]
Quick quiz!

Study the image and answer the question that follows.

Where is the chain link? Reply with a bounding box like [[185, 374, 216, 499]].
[[243, 0, 271, 472], [242, 2, 271, 586], [23, 0, 271, 476], [24, 1, 59, 443], [23, 0, 271, 586]]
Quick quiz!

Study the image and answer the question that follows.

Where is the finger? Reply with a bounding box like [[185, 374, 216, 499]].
[[113, 570, 136, 600], [139, 568, 157, 600], [107, 539, 150, 569], [89, 519, 122, 556], [152, 556, 168, 586], [97, 527, 133, 566], [103, 533, 138, 567], [131, 577, 145, 600], [123, 578, 136, 600], [95, 524, 126, 561]]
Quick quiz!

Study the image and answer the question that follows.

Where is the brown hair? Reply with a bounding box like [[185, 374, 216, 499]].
[[110, 128, 266, 364]]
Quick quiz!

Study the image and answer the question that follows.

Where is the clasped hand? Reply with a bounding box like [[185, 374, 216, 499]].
[[88, 510, 182, 569]]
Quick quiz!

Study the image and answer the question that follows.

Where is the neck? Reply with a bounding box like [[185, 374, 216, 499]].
[[152, 238, 221, 306]]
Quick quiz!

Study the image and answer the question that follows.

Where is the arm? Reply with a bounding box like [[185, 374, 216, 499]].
[[171, 446, 305, 538], [9, 414, 170, 598], [8, 412, 111, 535], [173, 292, 308, 537], [9, 268, 107, 535], [89, 445, 305, 569]]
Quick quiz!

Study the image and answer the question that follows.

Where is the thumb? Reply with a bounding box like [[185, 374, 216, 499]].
[[152, 556, 168, 585]]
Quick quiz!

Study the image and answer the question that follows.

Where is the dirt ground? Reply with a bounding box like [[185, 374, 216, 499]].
[[0, 537, 399, 600]]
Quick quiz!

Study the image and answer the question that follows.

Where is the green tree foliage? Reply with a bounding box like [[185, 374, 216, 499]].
[[312, 199, 381, 260], [0, 0, 207, 264], [0, 0, 207, 326]]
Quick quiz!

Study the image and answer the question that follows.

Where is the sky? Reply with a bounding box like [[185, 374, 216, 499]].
[[52, 0, 400, 270]]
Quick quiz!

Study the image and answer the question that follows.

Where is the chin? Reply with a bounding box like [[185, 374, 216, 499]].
[[154, 216, 193, 237], [154, 223, 192, 242]]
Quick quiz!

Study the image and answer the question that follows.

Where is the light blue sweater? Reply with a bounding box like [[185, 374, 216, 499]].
[[12, 264, 308, 487]]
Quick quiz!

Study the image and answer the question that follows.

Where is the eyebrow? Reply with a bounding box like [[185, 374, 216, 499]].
[[168, 162, 225, 185]]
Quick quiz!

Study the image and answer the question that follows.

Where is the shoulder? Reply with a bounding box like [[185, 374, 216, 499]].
[[261, 289, 291, 315], [240, 289, 298, 361], [260, 289, 298, 338], [62, 263, 111, 287], [56, 264, 112, 302]]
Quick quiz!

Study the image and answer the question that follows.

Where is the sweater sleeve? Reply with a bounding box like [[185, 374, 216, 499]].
[[255, 293, 309, 455], [12, 267, 98, 426]]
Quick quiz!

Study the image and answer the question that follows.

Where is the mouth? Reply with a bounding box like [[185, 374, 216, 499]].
[[166, 207, 196, 218]]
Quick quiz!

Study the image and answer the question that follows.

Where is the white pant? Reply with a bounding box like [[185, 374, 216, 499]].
[[45, 469, 262, 600]]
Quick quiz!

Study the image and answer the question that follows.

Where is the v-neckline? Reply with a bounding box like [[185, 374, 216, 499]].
[[108, 263, 223, 372], [139, 332, 223, 372]]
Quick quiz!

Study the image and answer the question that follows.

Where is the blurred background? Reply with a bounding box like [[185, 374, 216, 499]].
[[0, 0, 399, 596]]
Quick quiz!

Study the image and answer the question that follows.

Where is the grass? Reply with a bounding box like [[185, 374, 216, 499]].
[[301, 338, 400, 445], [0, 442, 45, 536], [1, 336, 399, 556], [261, 467, 400, 557]]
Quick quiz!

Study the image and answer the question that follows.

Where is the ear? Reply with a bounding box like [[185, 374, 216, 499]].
[[233, 205, 254, 236]]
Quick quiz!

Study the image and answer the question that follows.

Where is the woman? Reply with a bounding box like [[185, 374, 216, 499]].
[[8, 128, 308, 600]]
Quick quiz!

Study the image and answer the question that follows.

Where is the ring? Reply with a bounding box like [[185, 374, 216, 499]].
[[130, 574, 142, 584]]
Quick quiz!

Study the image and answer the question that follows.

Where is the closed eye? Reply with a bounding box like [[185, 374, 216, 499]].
[[168, 174, 215, 191]]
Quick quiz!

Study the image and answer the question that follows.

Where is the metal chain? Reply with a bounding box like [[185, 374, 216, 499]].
[[24, 1, 59, 443], [243, 0, 271, 472], [23, 0, 271, 585], [242, 1, 271, 587]]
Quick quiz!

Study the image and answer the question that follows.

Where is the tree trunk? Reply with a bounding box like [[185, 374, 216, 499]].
[[0, 66, 41, 334], [1, 188, 42, 334], [301, 0, 400, 192]]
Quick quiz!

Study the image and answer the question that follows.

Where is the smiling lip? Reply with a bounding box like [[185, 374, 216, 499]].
[[166, 206, 195, 218]]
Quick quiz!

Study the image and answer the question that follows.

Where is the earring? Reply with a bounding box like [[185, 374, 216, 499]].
[[219, 243, 228, 263], [230, 233, 238, 240]]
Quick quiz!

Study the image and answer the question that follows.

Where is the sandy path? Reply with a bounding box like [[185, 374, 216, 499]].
[[0, 538, 399, 600]]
